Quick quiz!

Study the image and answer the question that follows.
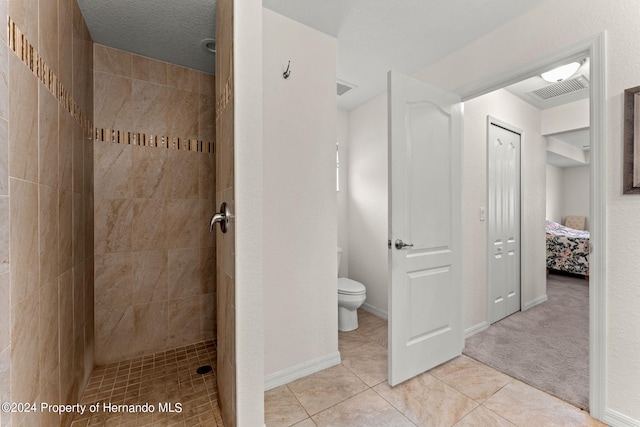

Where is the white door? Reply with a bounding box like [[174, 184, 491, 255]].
[[388, 71, 463, 386], [487, 118, 521, 324]]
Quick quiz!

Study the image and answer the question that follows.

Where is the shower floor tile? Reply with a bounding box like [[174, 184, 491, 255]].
[[71, 340, 224, 427]]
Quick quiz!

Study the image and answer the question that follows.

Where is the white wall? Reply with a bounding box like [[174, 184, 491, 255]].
[[347, 94, 388, 314], [410, 0, 640, 422], [337, 109, 350, 277], [546, 164, 563, 223], [235, 1, 264, 424], [262, 8, 338, 378], [563, 165, 590, 227], [541, 98, 590, 135], [462, 89, 547, 329]]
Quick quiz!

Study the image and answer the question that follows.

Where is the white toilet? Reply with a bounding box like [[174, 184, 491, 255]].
[[337, 247, 366, 332]]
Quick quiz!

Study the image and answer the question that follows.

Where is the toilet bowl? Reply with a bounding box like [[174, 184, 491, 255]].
[[337, 247, 367, 332]]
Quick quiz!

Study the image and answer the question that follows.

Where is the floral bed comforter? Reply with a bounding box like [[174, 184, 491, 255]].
[[546, 220, 590, 276]]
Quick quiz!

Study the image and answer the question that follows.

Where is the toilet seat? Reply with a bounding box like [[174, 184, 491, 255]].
[[338, 277, 366, 295]]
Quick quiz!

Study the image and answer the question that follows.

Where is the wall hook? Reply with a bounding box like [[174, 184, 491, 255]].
[[283, 60, 291, 79]]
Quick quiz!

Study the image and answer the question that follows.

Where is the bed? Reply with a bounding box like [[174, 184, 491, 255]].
[[546, 220, 590, 277]]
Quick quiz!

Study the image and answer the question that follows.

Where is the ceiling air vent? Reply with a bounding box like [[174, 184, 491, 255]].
[[529, 75, 589, 100], [337, 79, 357, 96]]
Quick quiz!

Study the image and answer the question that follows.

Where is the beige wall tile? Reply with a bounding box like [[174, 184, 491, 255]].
[[9, 54, 38, 182], [0, 119, 6, 196], [94, 142, 132, 200], [95, 252, 133, 311], [133, 249, 168, 304], [94, 45, 132, 78], [131, 79, 169, 135], [166, 87, 199, 140], [59, 107, 74, 192], [199, 92, 216, 142], [168, 247, 202, 299], [94, 198, 133, 255], [168, 63, 199, 92], [10, 179, 38, 303], [167, 150, 199, 199], [73, 192, 85, 266], [0, 345, 10, 426], [131, 145, 168, 199], [0, 273, 9, 350], [58, 268, 74, 364], [134, 301, 168, 355], [8, 0, 38, 49], [166, 199, 201, 249], [200, 200, 216, 249], [40, 366, 62, 427], [58, 0, 73, 91], [59, 189, 73, 274], [38, 84, 60, 186], [199, 72, 215, 95], [200, 247, 216, 295], [0, 46, 8, 121], [38, 0, 59, 76], [11, 294, 40, 404], [95, 305, 134, 365], [39, 185, 59, 286], [132, 198, 166, 250], [0, 196, 8, 276], [168, 296, 202, 348], [132, 54, 168, 84], [72, 123, 84, 195], [39, 279, 60, 377], [94, 72, 133, 131], [199, 153, 216, 201], [73, 262, 85, 344], [199, 292, 215, 340]]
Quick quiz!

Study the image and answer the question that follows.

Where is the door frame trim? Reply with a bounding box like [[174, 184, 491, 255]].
[[486, 116, 523, 325], [456, 32, 606, 418]]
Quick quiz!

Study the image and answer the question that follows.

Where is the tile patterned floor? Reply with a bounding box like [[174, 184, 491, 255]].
[[71, 341, 224, 426], [265, 309, 605, 427]]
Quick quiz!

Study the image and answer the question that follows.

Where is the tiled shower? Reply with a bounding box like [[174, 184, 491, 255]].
[[0, 1, 223, 426]]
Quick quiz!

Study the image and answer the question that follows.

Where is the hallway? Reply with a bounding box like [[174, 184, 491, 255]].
[[265, 310, 603, 426]]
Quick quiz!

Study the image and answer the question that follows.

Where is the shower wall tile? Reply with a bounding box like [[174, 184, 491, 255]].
[[94, 72, 133, 130], [39, 278, 59, 377], [0, 45, 8, 121], [58, 268, 74, 364], [132, 197, 166, 250], [167, 149, 200, 199], [134, 301, 169, 355], [94, 45, 216, 363], [73, 192, 85, 266], [168, 296, 202, 347], [168, 63, 199, 92], [58, 0, 73, 91], [40, 365, 61, 427], [38, 0, 59, 76], [7, 0, 38, 50], [94, 134, 132, 200], [199, 91, 216, 142], [0, 197, 8, 276], [0, 120, 6, 196], [94, 198, 133, 254], [39, 185, 59, 286], [59, 107, 74, 192], [168, 247, 202, 299], [132, 53, 167, 84], [133, 249, 168, 304], [38, 84, 60, 186], [10, 179, 38, 304], [73, 123, 85, 194], [10, 291, 40, 404], [0, 345, 10, 427], [0, 273, 9, 350], [131, 79, 169, 135], [9, 54, 38, 183], [131, 145, 168, 199], [59, 189, 73, 273], [94, 44, 132, 78], [95, 252, 133, 310], [95, 305, 134, 364]]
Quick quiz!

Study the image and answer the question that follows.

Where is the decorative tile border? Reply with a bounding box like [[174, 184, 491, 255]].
[[7, 17, 93, 140], [95, 128, 215, 154], [7, 17, 215, 155]]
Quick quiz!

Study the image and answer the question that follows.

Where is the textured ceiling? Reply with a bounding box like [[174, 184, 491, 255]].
[[76, 0, 216, 74]]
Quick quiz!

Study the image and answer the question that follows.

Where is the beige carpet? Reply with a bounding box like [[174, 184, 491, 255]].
[[463, 273, 589, 410]]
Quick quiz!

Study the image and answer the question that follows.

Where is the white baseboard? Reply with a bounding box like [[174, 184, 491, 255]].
[[264, 351, 341, 391], [361, 303, 388, 320], [604, 409, 640, 427], [522, 294, 548, 311], [465, 321, 489, 338]]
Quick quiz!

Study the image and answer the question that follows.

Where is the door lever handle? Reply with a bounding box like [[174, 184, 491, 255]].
[[210, 202, 230, 233], [395, 239, 414, 250]]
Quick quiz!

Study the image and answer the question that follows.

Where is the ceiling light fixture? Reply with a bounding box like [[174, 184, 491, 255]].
[[540, 61, 581, 83], [200, 38, 216, 54]]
